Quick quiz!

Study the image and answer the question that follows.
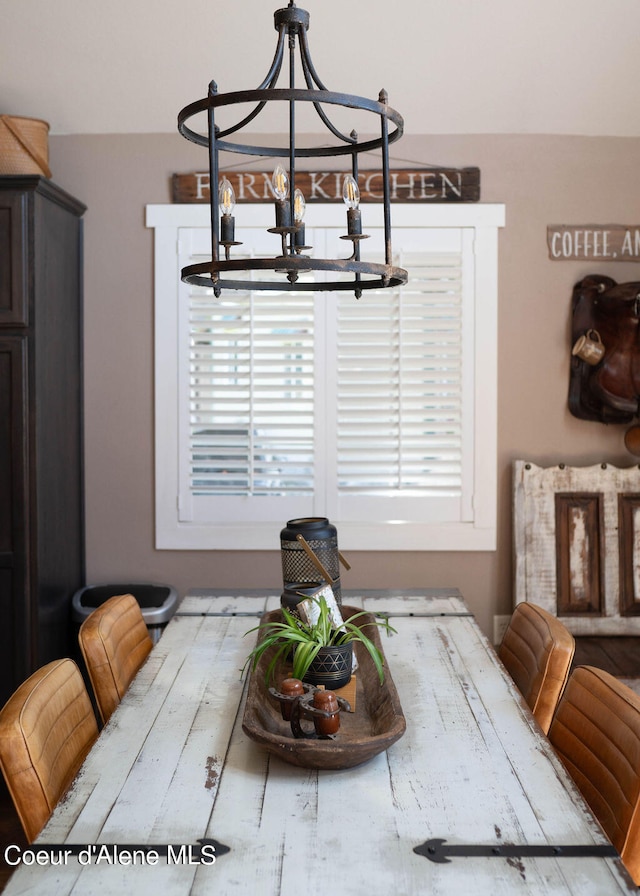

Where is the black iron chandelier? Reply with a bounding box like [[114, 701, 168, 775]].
[[177, 2, 407, 297]]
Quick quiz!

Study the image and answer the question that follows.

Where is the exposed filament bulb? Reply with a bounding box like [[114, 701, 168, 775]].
[[343, 175, 362, 236], [293, 188, 306, 223], [219, 177, 236, 216], [343, 175, 360, 210], [272, 165, 290, 201]]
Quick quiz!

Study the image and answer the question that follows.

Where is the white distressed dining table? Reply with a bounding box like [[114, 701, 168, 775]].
[[3, 589, 636, 895]]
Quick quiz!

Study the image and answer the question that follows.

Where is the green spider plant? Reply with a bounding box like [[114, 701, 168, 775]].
[[242, 595, 396, 686]]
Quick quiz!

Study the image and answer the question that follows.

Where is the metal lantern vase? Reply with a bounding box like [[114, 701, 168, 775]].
[[280, 517, 342, 604]]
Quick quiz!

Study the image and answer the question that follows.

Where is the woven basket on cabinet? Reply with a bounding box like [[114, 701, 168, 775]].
[[0, 115, 51, 178]]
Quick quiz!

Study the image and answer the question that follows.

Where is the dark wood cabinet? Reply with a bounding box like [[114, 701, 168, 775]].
[[0, 176, 85, 706]]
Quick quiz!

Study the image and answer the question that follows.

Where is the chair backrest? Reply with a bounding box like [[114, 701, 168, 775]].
[[498, 601, 575, 734], [548, 665, 640, 885], [0, 658, 98, 842], [79, 593, 153, 725]]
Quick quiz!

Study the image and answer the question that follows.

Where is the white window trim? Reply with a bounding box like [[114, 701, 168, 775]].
[[147, 203, 505, 551]]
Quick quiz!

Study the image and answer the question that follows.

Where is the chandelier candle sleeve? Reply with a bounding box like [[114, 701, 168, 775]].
[[294, 188, 306, 248]]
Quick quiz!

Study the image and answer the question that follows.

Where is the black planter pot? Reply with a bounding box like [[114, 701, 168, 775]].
[[302, 642, 353, 690]]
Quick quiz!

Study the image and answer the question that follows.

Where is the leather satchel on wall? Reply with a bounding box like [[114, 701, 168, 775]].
[[569, 274, 640, 424]]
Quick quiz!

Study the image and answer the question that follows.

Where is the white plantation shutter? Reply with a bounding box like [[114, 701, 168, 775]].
[[326, 243, 474, 524], [179, 229, 317, 523], [189, 290, 315, 497], [149, 203, 503, 549], [337, 254, 463, 489]]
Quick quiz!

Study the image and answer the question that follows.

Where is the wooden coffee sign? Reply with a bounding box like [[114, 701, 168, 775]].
[[172, 168, 480, 204], [547, 225, 640, 262]]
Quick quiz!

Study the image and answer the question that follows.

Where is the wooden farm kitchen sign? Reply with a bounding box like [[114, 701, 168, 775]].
[[172, 168, 480, 204], [547, 225, 640, 262]]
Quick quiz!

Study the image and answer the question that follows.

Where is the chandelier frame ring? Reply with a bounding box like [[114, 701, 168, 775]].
[[182, 256, 408, 292], [177, 88, 404, 158]]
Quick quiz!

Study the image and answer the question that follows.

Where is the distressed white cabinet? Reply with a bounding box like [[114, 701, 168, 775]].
[[514, 460, 640, 634]]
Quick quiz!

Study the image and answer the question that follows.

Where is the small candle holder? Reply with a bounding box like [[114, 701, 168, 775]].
[[267, 223, 298, 260], [339, 231, 370, 261]]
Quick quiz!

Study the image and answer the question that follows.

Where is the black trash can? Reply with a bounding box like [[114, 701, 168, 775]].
[[71, 582, 179, 645]]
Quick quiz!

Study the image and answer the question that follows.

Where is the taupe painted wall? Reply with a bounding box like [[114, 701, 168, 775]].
[[49, 132, 640, 638], [9, 0, 640, 137]]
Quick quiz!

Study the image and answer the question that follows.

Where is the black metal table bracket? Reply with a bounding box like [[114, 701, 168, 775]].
[[414, 838, 618, 864]]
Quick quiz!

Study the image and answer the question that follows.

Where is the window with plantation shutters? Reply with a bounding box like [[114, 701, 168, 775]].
[[148, 203, 504, 550]]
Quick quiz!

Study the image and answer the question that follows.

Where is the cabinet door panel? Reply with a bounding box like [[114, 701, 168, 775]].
[[0, 337, 30, 704], [0, 193, 28, 326]]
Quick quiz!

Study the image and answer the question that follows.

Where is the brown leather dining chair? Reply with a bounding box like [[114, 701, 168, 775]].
[[0, 658, 98, 841], [498, 601, 575, 734], [79, 592, 153, 726], [548, 665, 640, 885]]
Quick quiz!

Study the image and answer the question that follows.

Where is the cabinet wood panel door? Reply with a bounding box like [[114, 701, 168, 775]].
[[0, 177, 86, 705]]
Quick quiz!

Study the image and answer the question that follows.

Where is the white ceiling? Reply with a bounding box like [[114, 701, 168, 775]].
[[3, 0, 640, 137]]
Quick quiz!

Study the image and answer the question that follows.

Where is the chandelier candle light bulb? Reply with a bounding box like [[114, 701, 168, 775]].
[[343, 175, 362, 235], [219, 177, 236, 242], [219, 177, 235, 216], [272, 165, 291, 227]]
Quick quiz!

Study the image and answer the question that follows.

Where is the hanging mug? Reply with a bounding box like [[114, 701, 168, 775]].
[[572, 329, 605, 365], [625, 424, 640, 457]]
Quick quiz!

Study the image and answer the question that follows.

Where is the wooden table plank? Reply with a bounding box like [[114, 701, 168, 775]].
[[181, 588, 469, 617], [176, 591, 271, 616], [360, 588, 469, 616], [3, 609, 635, 894]]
